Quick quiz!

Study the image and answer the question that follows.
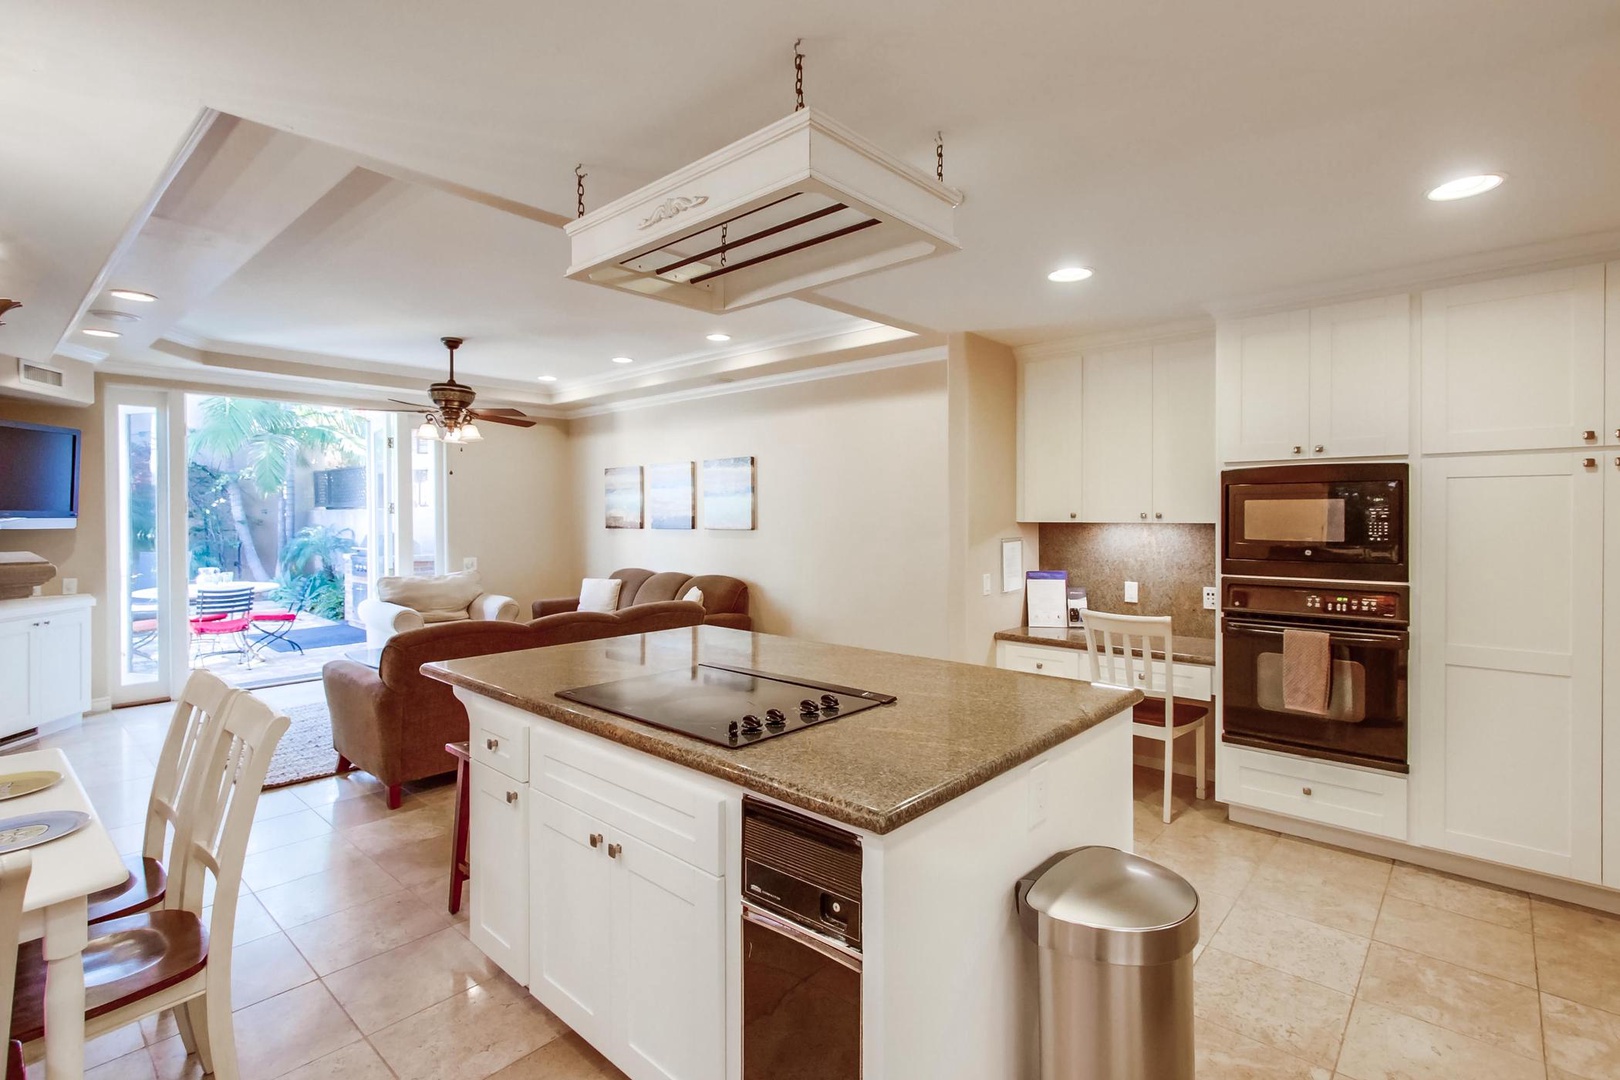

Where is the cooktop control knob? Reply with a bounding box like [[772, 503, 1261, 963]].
[[727, 720, 740, 740], [799, 699, 821, 717], [741, 714, 763, 734], [820, 694, 841, 711], [765, 708, 787, 724]]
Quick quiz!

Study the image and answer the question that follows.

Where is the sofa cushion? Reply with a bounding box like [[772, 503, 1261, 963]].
[[420, 609, 470, 624], [682, 586, 704, 606], [580, 577, 622, 613], [377, 570, 483, 613], [610, 568, 658, 608], [632, 572, 697, 605], [684, 574, 749, 617]]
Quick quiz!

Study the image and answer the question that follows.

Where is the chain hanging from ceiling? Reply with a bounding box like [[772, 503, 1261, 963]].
[[936, 132, 945, 182], [793, 38, 805, 111], [575, 164, 587, 219]]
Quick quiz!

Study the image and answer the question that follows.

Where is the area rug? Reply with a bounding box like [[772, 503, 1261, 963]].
[[263, 701, 342, 789], [260, 623, 367, 654]]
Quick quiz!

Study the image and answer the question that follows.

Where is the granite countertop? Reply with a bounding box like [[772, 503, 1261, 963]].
[[424, 626, 1142, 835], [994, 626, 1217, 666]]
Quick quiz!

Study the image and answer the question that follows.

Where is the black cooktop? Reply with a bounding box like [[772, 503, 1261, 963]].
[[556, 664, 897, 748]]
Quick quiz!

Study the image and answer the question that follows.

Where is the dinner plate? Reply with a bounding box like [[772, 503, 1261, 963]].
[[0, 810, 90, 854], [0, 771, 61, 802]]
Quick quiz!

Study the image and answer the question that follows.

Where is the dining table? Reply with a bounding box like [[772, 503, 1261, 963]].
[[3, 748, 129, 1079], [130, 580, 279, 603]]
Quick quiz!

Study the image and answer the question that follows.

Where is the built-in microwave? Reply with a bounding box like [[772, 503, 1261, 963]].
[[1222, 463, 1408, 582]]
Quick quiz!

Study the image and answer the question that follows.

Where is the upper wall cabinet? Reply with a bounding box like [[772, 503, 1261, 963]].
[[1017, 352, 1086, 522], [1018, 336, 1216, 524], [1217, 296, 1410, 463], [1421, 265, 1606, 454]]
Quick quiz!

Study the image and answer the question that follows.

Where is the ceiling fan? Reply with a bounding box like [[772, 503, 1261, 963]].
[[387, 336, 537, 443]]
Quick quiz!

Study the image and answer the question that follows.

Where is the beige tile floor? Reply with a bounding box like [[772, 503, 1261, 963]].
[[15, 696, 1620, 1079]]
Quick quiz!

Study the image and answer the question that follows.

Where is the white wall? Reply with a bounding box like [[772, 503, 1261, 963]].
[[567, 362, 953, 658], [444, 417, 578, 615]]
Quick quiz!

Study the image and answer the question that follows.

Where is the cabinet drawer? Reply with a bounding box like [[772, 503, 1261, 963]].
[[1121, 660, 1213, 703], [533, 721, 727, 876], [469, 700, 530, 782], [1224, 744, 1407, 840], [996, 642, 1084, 680]]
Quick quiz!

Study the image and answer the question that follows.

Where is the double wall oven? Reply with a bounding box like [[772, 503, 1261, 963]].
[[1220, 463, 1410, 773]]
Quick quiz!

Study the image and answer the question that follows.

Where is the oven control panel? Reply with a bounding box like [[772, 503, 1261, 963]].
[[1224, 580, 1408, 624]]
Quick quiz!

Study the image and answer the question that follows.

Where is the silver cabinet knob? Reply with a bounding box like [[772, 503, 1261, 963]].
[[1583, 430, 1597, 441], [589, 833, 603, 848], [1139, 512, 1148, 519], [607, 842, 622, 859], [1291, 445, 1302, 454], [485, 737, 499, 751], [1313, 445, 1325, 454], [1302, 786, 1313, 797], [1154, 512, 1163, 519], [1069, 512, 1076, 519], [1034, 662, 1044, 670], [505, 790, 518, 804]]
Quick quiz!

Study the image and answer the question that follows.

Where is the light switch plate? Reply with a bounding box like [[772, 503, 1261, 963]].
[[61, 578, 77, 595], [981, 573, 992, 596], [1203, 585, 1217, 610], [462, 557, 478, 571], [1028, 761, 1049, 829], [1124, 580, 1139, 604]]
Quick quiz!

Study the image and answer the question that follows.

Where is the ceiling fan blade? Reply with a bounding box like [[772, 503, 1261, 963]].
[[470, 411, 537, 428], [387, 398, 432, 410], [474, 407, 530, 418]]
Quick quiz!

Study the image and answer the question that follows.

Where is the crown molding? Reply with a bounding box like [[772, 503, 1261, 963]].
[[1012, 317, 1215, 362], [566, 344, 947, 418]]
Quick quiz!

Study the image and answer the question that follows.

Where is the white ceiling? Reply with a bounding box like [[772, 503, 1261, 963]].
[[2, 0, 1618, 398]]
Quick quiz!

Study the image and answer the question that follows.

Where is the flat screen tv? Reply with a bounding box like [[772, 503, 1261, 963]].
[[0, 420, 81, 529]]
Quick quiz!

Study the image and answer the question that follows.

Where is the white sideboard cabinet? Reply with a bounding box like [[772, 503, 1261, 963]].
[[0, 595, 94, 739]]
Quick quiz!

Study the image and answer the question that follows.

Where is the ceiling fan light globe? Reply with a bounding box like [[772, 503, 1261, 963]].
[[459, 422, 483, 443], [415, 420, 439, 441]]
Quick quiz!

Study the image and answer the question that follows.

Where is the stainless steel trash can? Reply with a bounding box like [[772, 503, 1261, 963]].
[[1016, 846, 1199, 1080]]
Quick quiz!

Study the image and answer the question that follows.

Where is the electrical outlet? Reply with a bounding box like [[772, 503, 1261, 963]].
[[61, 578, 77, 595], [1028, 760, 1049, 829], [981, 573, 992, 596], [1124, 580, 1139, 603], [1203, 585, 1217, 610], [462, 556, 478, 571]]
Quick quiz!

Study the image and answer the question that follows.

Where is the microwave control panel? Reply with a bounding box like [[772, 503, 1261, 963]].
[[1224, 581, 1408, 624]]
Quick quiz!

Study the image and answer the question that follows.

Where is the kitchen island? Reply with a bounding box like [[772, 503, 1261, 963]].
[[425, 625, 1141, 1080]]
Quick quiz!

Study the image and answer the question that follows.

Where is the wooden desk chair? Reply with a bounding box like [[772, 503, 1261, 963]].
[[0, 854, 31, 1080], [86, 670, 237, 925], [1078, 610, 1208, 824], [11, 692, 290, 1080]]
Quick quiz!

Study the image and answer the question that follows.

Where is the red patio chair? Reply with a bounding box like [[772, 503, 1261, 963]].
[[188, 586, 255, 663]]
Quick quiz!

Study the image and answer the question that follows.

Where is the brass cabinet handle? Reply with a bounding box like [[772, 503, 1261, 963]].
[[1302, 786, 1313, 797], [607, 843, 622, 859], [505, 791, 518, 804], [485, 737, 499, 751], [589, 833, 603, 849], [1583, 458, 1598, 469], [1583, 430, 1597, 441]]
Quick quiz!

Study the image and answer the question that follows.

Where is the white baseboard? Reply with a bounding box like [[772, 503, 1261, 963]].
[[1229, 805, 1620, 917], [90, 697, 111, 715]]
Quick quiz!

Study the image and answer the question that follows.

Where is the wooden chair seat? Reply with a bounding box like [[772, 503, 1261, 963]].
[[11, 910, 209, 1044], [1131, 698, 1211, 730], [86, 854, 167, 925]]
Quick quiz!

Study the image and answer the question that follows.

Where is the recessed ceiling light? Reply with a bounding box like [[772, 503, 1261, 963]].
[[706, 333, 731, 343], [611, 356, 634, 364], [1047, 266, 1094, 283], [537, 375, 558, 383], [89, 308, 140, 323], [108, 289, 158, 303], [1426, 174, 1504, 201], [81, 327, 121, 338]]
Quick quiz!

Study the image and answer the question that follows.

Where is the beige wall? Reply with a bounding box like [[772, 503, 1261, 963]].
[[0, 395, 110, 701], [567, 362, 953, 659], [946, 333, 1040, 664], [443, 417, 579, 614]]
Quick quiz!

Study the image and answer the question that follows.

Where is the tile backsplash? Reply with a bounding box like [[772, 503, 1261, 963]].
[[1038, 522, 1217, 638]]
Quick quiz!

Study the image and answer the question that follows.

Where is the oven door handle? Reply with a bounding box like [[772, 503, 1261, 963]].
[[1224, 619, 1408, 646], [743, 904, 863, 972]]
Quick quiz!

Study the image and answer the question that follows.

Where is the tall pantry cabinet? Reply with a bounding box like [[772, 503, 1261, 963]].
[[1417, 261, 1620, 886]]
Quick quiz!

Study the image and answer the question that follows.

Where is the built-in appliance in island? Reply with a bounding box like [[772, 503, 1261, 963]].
[[424, 626, 1143, 1080]]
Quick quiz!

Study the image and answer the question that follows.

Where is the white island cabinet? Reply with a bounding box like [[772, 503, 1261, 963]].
[[437, 626, 1139, 1080]]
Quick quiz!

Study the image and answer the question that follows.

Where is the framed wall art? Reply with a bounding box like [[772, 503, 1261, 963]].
[[703, 456, 756, 530], [604, 465, 644, 529], [647, 461, 696, 530]]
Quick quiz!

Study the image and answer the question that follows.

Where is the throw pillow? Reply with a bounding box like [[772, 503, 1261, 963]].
[[682, 586, 705, 607], [376, 570, 483, 613], [580, 577, 622, 613]]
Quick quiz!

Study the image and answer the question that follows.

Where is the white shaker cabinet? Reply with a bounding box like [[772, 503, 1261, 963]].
[[1417, 453, 1604, 882], [1606, 451, 1620, 889], [0, 595, 94, 740], [532, 792, 613, 1046], [1079, 345, 1153, 523], [1151, 336, 1219, 522], [1218, 298, 1410, 463], [1421, 265, 1606, 454], [1016, 352, 1085, 521], [468, 762, 530, 983]]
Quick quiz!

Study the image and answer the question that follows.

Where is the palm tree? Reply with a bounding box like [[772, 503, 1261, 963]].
[[188, 398, 368, 581]]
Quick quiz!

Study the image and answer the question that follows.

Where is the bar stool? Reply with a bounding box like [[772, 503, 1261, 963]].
[[445, 741, 471, 915], [1078, 611, 1208, 824]]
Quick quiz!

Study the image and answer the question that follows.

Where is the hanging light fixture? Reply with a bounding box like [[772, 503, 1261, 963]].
[[458, 422, 483, 443], [415, 418, 440, 441]]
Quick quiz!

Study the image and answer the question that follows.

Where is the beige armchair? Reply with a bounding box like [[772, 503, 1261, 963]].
[[357, 569, 519, 646]]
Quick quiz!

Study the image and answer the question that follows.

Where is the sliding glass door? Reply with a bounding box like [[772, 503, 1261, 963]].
[[106, 387, 176, 706]]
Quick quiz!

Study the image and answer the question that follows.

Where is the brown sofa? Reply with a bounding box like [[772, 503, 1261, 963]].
[[323, 600, 705, 807], [533, 568, 750, 630]]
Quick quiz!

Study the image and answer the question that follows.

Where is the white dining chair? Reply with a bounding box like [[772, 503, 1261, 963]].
[[0, 853, 31, 1080], [11, 691, 290, 1079], [1078, 610, 1208, 824], [86, 670, 238, 925]]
